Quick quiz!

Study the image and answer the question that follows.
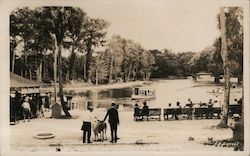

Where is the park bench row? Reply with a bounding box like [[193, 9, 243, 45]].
[[134, 105, 242, 121]]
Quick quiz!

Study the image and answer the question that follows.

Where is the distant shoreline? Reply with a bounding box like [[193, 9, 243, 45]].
[[41, 81, 146, 92]]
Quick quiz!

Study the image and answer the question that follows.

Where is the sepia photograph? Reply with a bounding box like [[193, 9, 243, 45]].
[[1, 0, 250, 155]]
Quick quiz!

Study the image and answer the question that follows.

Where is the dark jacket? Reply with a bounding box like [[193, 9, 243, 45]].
[[104, 107, 119, 125]]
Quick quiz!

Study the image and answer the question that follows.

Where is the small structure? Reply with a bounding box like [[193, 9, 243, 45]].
[[10, 72, 45, 124], [195, 72, 213, 82], [51, 103, 62, 118]]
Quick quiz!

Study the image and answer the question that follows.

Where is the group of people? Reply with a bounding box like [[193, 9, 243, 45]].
[[133, 101, 149, 121], [81, 102, 120, 144], [10, 91, 51, 122]]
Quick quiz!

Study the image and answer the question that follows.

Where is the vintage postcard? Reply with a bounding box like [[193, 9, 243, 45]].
[[0, 0, 249, 155]]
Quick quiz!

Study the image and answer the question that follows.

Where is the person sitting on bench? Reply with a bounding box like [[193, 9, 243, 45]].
[[141, 102, 149, 120], [174, 102, 181, 120], [134, 104, 140, 121], [206, 99, 214, 119]]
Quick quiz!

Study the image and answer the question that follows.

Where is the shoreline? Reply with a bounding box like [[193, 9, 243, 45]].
[[41, 81, 146, 92]]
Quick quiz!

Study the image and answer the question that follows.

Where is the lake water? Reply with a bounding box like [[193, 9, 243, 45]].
[[65, 79, 242, 110]]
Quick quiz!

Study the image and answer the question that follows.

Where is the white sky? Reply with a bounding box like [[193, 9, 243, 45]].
[[78, 1, 221, 53], [6, 0, 249, 53]]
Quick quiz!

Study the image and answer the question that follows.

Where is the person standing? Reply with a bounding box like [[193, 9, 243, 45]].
[[103, 103, 120, 143], [22, 96, 31, 122], [81, 105, 94, 144], [44, 93, 50, 112]]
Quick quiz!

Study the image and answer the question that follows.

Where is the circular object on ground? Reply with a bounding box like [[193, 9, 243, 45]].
[[35, 133, 55, 139]]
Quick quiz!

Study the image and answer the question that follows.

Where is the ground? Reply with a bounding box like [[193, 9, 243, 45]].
[[10, 109, 235, 152]]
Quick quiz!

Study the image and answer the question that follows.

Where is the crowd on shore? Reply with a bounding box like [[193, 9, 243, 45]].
[[10, 91, 51, 122]]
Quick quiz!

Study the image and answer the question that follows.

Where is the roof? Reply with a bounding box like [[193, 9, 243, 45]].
[[10, 72, 44, 88]]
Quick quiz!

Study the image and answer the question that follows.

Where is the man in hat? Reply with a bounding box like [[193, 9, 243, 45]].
[[81, 105, 94, 144], [229, 113, 244, 151], [103, 102, 119, 143]]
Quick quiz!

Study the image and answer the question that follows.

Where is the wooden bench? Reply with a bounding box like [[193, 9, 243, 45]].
[[194, 107, 221, 119], [148, 108, 161, 121], [134, 108, 161, 121], [181, 107, 194, 119], [163, 108, 181, 120], [229, 105, 242, 116]]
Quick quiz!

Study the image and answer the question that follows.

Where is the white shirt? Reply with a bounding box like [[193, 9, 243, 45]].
[[22, 101, 30, 110], [82, 110, 94, 123]]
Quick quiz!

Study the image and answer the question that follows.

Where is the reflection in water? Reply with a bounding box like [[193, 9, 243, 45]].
[[64, 87, 136, 110]]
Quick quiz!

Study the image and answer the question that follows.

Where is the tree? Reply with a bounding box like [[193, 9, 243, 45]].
[[83, 18, 109, 82], [218, 7, 230, 128], [104, 35, 154, 82], [36, 6, 87, 117], [10, 7, 36, 78], [176, 52, 196, 77], [226, 7, 243, 83]]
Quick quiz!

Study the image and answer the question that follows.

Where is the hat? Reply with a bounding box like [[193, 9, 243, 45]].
[[232, 114, 241, 119]]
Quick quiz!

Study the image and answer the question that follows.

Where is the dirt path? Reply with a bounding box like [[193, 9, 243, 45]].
[[10, 109, 234, 152]]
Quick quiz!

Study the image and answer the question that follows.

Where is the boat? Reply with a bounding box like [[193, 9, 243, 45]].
[[131, 87, 156, 100]]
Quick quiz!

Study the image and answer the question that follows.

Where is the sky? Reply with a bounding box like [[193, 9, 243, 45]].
[[78, 1, 221, 53]]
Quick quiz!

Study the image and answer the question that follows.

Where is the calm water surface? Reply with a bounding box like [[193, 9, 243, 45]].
[[65, 79, 242, 110]]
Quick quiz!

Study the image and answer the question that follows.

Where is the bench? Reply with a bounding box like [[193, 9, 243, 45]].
[[194, 107, 221, 119], [134, 108, 161, 121], [229, 105, 242, 116], [181, 107, 194, 119], [148, 108, 161, 121], [163, 108, 181, 120]]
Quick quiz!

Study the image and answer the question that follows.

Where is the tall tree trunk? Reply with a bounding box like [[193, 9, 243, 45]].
[[86, 44, 92, 82], [58, 44, 71, 117], [83, 56, 87, 81], [127, 63, 132, 82], [37, 60, 42, 82], [96, 67, 98, 86], [218, 7, 230, 128], [51, 33, 58, 103], [24, 41, 28, 78], [109, 56, 114, 84], [11, 49, 15, 73], [29, 69, 32, 80], [69, 47, 76, 80]]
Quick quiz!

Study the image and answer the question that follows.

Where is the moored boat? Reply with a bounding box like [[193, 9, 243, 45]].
[[131, 87, 156, 100]]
